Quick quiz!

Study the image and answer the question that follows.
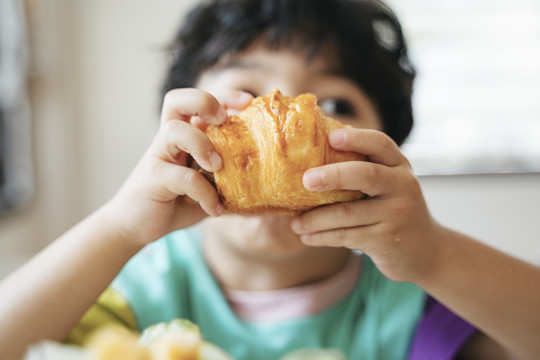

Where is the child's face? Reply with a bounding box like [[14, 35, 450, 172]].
[[197, 37, 382, 130], [196, 37, 383, 257]]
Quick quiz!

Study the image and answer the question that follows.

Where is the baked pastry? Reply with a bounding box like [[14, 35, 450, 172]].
[[22, 319, 234, 360], [205, 89, 366, 215]]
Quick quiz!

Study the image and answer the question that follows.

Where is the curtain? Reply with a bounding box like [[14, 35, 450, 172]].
[[0, 0, 34, 215]]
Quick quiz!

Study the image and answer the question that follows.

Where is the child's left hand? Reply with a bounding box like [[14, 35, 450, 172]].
[[291, 128, 446, 284]]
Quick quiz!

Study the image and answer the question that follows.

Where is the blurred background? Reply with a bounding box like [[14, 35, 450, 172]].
[[1, 0, 539, 278]]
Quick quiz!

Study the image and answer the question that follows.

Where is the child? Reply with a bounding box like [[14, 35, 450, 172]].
[[1, 0, 540, 359]]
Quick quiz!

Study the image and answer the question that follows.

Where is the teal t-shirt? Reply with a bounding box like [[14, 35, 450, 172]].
[[112, 228, 425, 360]]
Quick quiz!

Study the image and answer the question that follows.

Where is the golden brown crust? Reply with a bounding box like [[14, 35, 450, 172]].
[[205, 89, 365, 215]]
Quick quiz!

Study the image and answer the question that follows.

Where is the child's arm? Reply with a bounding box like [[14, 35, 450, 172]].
[[0, 89, 251, 360], [291, 127, 540, 360], [0, 206, 142, 360]]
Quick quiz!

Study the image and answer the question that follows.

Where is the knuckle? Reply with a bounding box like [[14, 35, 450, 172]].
[[336, 202, 353, 219], [162, 89, 181, 106], [379, 132, 397, 151], [298, 215, 311, 231], [364, 164, 380, 188], [398, 167, 423, 198], [333, 165, 343, 189], [390, 197, 411, 216], [196, 185, 217, 207], [202, 90, 217, 105], [181, 169, 199, 187], [335, 227, 348, 243], [389, 194, 421, 220], [163, 121, 188, 151], [197, 91, 219, 115], [406, 174, 422, 194], [163, 118, 183, 133], [353, 129, 369, 147]]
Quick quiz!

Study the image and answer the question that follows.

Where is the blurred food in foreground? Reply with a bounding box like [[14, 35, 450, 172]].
[[23, 319, 233, 360], [23, 318, 348, 359]]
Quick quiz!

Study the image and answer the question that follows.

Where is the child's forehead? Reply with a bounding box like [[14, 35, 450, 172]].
[[211, 36, 343, 76]]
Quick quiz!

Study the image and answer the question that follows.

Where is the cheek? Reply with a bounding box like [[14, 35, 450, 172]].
[[364, 105, 384, 131], [339, 113, 383, 131], [214, 215, 307, 255], [354, 105, 384, 131], [366, 119, 384, 132], [358, 94, 384, 131]]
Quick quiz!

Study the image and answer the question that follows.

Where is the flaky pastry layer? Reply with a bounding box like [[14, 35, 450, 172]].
[[205, 89, 365, 215]]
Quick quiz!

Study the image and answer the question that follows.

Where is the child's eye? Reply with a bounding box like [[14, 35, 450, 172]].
[[240, 89, 259, 98], [319, 98, 356, 117]]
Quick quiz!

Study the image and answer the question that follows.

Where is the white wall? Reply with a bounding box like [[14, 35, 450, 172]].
[[0, 0, 196, 277], [419, 173, 540, 263], [1, 0, 539, 278]]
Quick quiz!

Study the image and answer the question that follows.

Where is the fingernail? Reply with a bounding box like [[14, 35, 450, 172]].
[[216, 107, 228, 123], [329, 129, 346, 146], [208, 151, 222, 170], [215, 203, 224, 216], [304, 170, 322, 189], [291, 217, 302, 232]]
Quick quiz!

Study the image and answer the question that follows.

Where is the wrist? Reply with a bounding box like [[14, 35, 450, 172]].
[[91, 202, 147, 257], [380, 219, 447, 287], [412, 223, 460, 290]]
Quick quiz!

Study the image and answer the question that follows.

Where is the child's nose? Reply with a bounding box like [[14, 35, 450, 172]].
[[271, 86, 301, 98]]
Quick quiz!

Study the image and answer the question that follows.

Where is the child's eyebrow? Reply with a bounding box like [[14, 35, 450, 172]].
[[212, 58, 265, 72], [213, 57, 345, 78]]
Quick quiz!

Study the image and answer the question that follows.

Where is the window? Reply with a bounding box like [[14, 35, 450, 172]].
[[0, 0, 34, 215], [386, 0, 540, 174]]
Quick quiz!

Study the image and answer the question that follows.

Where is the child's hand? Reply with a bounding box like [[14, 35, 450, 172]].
[[105, 88, 252, 248], [290, 128, 445, 283]]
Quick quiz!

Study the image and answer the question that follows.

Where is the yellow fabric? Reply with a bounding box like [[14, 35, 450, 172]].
[[64, 287, 138, 345]]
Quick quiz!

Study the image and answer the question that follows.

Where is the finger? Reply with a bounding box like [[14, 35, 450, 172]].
[[291, 199, 382, 235], [298, 224, 373, 250], [303, 161, 397, 197], [156, 163, 223, 217], [161, 88, 227, 126], [190, 89, 253, 130], [155, 120, 222, 172], [328, 128, 407, 167], [214, 89, 254, 111], [299, 224, 394, 262]]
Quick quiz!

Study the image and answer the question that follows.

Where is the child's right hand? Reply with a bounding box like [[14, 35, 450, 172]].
[[104, 88, 252, 248], [0, 89, 254, 359]]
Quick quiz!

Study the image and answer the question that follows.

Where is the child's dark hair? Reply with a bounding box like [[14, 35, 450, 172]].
[[162, 0, 415, 145]]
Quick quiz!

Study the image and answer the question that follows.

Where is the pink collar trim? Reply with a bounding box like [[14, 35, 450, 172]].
[[224, 253, 361, 322]]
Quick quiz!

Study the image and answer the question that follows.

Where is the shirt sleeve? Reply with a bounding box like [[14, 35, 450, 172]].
[[408, 296, 477, 360], [63, 286, 138, 345]]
